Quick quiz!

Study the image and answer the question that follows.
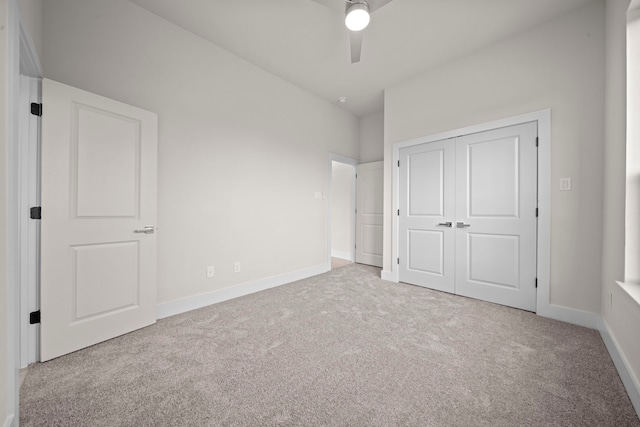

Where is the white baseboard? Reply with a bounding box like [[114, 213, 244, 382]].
[[331, 251, 353, 261], [383, 274, 599, 330], [599, 317, 640, 417], [380, 270, 396, 282], [537, 303, 600, 329], [157, 263, 330, 319], [4, 415, 14, 427]]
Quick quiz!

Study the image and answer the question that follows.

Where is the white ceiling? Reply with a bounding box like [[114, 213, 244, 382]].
[[129, 0, 597, 117]]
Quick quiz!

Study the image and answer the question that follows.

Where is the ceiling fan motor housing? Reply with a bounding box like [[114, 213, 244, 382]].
[[345, 1, 370, 32]]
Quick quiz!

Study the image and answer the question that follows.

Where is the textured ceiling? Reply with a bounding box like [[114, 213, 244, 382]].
[[129, 0, 597, 117]]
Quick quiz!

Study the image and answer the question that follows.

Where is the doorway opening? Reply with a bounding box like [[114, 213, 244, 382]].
[[327, 154, 357, 270]]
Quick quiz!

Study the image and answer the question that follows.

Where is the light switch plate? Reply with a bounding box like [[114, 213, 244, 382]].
[[560, 178, 572, 191]]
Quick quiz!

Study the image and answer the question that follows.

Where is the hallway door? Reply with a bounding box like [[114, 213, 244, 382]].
[[355, 161, 383, 267]]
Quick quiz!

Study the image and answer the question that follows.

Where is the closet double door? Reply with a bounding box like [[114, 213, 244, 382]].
[[398, 122, 538, 311]]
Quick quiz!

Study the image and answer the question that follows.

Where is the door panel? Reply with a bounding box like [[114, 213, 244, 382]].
[[399, 139, 455, 293], [408, 230, 444, 275], [468, 233, 519, 288], [409, 150, 444, 216], [356, 161, 383, 267], [75, 105, 141, 217], [72, 242, 139, 320], [467, 137, 519, 217], [455, 122, 537, 311], [41, 79, 158, 361], [361, 224, 383, 258]]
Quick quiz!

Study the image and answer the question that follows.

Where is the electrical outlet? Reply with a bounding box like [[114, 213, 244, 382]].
[[207, 266, 215, 278], [234, 262, 241, 273]]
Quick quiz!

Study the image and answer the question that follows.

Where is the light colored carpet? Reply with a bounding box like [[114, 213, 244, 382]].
[[331, 257, 353, 270], [20, 264, 639, 426]]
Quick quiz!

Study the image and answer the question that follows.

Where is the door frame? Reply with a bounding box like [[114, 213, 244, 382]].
[[9, 0, 44, 424], [327, 153, 358, 268], [18, 75, 41, 368], [390, 109, 551, 316]]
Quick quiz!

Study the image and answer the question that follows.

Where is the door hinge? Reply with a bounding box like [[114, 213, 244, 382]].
[[355, 173, 358, 179], [397, 258, 400, 265], [397, 160, 400, 167], [535, 137, 539, 147], [535, 208, 539, 217], [535, 278, 538, 288], [397, 209, 400, 216], [29, 310, 41, 324], [30, 206, 41, 220], [30, 103, 42, 117]]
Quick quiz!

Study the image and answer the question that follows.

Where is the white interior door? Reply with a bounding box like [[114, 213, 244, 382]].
[[455, 122, 538, 311], [398, 122, 537, 311], [399, 139, 455, 293], [40, 79, 158, 361], [355, 161, 383, 267], [331, 161, 355, 261]]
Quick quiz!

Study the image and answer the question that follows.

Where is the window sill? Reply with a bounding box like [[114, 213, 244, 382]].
[[616, 281, 640, 306]]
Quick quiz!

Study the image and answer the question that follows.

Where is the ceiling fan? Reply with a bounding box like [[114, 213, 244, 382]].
[[310, 0, 395, 63]]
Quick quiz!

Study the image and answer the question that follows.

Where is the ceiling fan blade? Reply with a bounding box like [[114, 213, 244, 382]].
[[310, 0, 394, 14], [350, 31, 363, 64], [369, 0, 394, 14], [309, 0, 345, 13]]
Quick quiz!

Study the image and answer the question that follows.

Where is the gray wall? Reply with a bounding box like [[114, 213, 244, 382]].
[[18, 0, 42, 61], [602, 0, 640, 398], [1, 0, 10, 422], [359, 111, 384, 162]]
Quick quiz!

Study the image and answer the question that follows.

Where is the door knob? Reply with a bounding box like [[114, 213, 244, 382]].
[[134, 226, 155, 234], [456, 222, 471, 228], [437, 222, 453, 227]]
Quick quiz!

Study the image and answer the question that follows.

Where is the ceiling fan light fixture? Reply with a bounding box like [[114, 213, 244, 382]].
[[345, 2, 370, 32]]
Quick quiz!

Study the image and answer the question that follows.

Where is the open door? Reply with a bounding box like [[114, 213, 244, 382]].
[[40, 79, 158, 361], [355, 161, 383, 267]]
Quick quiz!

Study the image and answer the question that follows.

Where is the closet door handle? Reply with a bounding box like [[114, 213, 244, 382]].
[[456, 222, 471, 228], [437, 222, 453, 228]]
